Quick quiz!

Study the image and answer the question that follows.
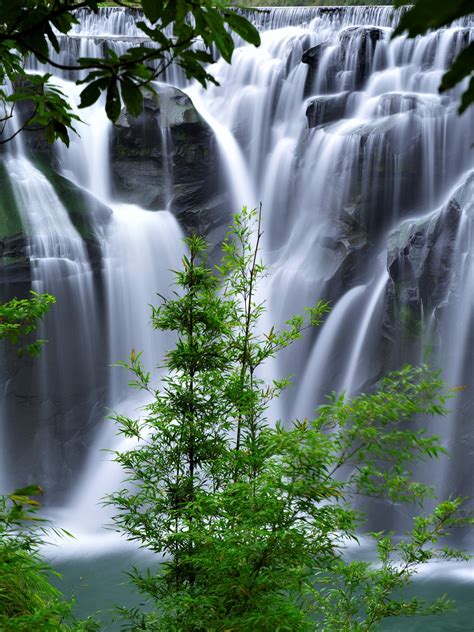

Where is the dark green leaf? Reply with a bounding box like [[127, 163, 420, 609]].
[[106, 81, 121, 122], [224, 11, 261, 47], [142, 0, 161, 24], [78, 79, 105, 109], [121, 79, 143, 118]]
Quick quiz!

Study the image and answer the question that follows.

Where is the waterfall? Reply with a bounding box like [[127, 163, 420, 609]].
[[0, 5, 473, 550], [0, 103, 101, 496], [189, 7, 474, 450], [0, 25, 185, 510]]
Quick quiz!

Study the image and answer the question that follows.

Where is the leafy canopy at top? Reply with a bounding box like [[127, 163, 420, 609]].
[[0, 0, 260, 144]]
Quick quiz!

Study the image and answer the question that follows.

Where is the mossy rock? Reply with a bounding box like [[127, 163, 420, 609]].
[[1, 155, 112, 244], [30, 157, 112, 242], [0, 161, 25, 240]]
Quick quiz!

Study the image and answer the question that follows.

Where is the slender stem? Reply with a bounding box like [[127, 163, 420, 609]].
[[0, 103, 40, 144], [235, 204, 263, 473]]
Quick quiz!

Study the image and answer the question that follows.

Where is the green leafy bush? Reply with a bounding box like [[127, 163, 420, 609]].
[[110, 209, 472, 631], [0, 291, 55, 356], [0, 486, 98, 631]]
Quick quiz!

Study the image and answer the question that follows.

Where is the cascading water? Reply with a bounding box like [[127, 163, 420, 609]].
[[185, 8, 473, 511], [0, 4, 473, 620], [1, 25, 185, 512], [38, 74, 184, 539], [0, 105, 102, 496]]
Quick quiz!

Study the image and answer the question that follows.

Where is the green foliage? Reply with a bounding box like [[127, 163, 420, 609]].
[[0, 291, 55, 356], [0, 486, 99, 631], [110, 209, 471, 631], [394, 0, 474, 112], [0, 0, 260, 143]]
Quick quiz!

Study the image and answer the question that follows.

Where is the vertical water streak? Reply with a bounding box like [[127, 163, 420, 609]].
[[2, 150, 99, 497], [340, 270, 388, 396], [1, 4, 473, 541]]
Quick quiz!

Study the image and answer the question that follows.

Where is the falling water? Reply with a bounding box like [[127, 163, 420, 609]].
[[185, 6, 474, 513], [1, 33, 185, 511], [1, 5, 473, 559], [0, 116, 101, 496]]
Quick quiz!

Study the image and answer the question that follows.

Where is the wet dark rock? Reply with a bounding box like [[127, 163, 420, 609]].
[[338, 26, 385, 48], [0, 156, 111, 274], [328, 111, 439, 235], [314, 201, 371, 294], [0, 154, 110, 501], [341, 27, 386, 90], [0, 161, 31, 290], [375, 92, 450, 117], [386, 198, 461, 308], [380, 175, 472, 364], [302, 41, 330, 95], [302, 41, 329, 68], [306, 92, 349, 127], [38, 159, 112, 244], [111, 84, 225, 236], [11, 81, 225, 239], [303, 27, 386, 94], [445, 28, 472, 67], [0, 244, 31, 289]]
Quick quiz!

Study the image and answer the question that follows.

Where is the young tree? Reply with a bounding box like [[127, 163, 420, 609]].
[[110, 209, 471, 631], [0, 0, 260, 144]]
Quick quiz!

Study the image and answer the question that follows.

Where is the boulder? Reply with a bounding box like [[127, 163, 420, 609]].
[[338, 26, 385, 48], [302, 27, 386, 93], [111, 84, 225, 235], [306, 92, 349, 128], [302, 41, 330, 69], [380, 173, 473, 361], [9, 81, 225, 240]]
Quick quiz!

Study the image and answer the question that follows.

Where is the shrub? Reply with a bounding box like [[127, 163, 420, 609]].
[[110, 208, 471, 631]]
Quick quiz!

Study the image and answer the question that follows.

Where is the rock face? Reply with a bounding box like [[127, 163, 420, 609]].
[[0, 157, 112, 282], [306, 92, 349, 128], [0, 161, 31, 292], [318, 199, 372, 298], [321, 99, 455, 242], [302, 26, 386, 93], [302, 41, 329, 69], [36, 160, 112, 267], [12, 81, 226, 239], [387, 203, 461, 308], [0, 86, 225, 500], [111, 84, 228, 236], [374, 93, 449, 117], [381, 176, 470, 365], [0, 158, 112, 501]]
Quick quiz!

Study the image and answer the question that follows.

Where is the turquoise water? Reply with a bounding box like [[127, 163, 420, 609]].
[[53, 553, 473, 630]]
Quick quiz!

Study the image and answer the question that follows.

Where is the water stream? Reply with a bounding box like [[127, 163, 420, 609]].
[[0, 4, 473, 615]]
